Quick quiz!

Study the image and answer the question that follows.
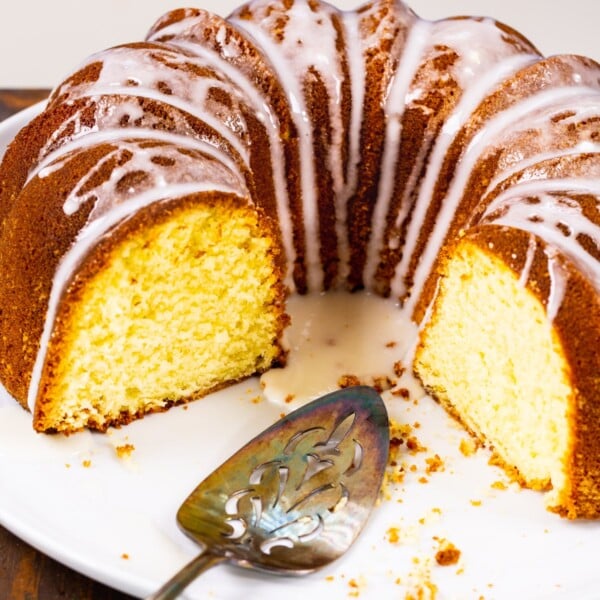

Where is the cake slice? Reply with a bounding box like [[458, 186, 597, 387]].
[[415, 225, 600, 518], [0, 136, 288, 433]]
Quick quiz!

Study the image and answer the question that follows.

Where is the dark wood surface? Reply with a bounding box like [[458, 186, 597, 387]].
[[0, 89, 136, 600], [0, 89, 50, 121]]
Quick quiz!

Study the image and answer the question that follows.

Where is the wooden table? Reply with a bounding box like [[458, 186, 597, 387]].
[[0, 89, 135, 600]]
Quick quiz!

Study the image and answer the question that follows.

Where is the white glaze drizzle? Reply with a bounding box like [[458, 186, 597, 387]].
[[362, 18, 429, 286], [484, 178, 600, 220], [72, 84, 250, 162], [29, 127, 241, 186], [518, 234, 538, 288], [365, 16, 538, 288], [482, 141, 600, 202], [64, 138, 245, 220], [58, 43, 258, 153], [230, 2, 332, 291], [483, 180, 600, 290], [398, 85, 600, 312], [38, 109, 100, 165], [544, 246, 569, 322]]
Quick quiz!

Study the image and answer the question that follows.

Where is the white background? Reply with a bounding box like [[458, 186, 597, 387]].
[[0, 0, 599, 87]]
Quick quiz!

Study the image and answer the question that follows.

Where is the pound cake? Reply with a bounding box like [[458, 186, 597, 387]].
[[0, 0, 599, 518]]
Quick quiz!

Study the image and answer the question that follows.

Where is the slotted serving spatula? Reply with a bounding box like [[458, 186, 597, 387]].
[[148, 386, 389, 599]]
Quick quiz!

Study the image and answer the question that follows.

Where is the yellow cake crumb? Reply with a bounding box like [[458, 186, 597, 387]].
[[425, 454, 445, 474], [390, 420, 413, 438], [406, 436, 427, 454], [459, 437, 478, 457], [387, 526, 401, 544], [404, 555, 437, 600], [390, 467, 406, 484], [388, 420, 414, 463], [82, 459, 92, 468], [36, 201, 285, 433], [348, 576, 366, 597], [115, 443, 135, 459]]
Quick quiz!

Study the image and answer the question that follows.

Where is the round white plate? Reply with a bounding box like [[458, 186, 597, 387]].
[[1, 104, 600, 600]]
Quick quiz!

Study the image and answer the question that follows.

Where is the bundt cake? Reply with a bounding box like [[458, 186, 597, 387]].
[[0, 0, 599, 518]]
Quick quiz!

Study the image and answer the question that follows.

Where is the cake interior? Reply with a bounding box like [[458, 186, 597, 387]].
[[415, 238, 573, 508], [35, 198, 285, 433]]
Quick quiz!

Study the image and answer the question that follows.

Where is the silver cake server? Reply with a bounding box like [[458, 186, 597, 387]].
[[148, 385, 389, 599]]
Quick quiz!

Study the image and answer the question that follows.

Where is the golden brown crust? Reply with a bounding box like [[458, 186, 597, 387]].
[[0, 149, 97, 405]]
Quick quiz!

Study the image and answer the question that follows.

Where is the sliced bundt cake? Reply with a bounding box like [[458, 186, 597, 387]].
[[0, 0, 599, 517]]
